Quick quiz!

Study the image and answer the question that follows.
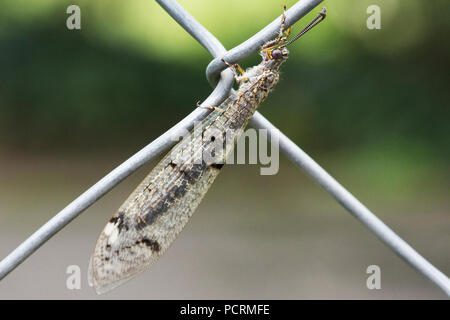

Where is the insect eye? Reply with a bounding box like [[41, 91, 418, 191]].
[[271, 49, 282, 59]]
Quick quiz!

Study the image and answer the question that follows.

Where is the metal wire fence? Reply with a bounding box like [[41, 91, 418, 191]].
[[0, 0, 449, 296]]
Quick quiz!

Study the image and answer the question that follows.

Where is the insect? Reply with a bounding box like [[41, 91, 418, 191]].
[[88, 6, 327, 294]]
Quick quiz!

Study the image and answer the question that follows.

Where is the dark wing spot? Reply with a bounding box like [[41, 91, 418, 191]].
[[116, 212, 128, 232], [109, 217, 119, 224], [210, 163, 224, 170], [108, 212, 128, 232], [136, 238, 161, 252]]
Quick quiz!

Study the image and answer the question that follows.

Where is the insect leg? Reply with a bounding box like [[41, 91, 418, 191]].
[[261, 5, 291, 57], [196, 101, 223, 112], [221, 58, 247, 83], [275, 5, 291, 44]]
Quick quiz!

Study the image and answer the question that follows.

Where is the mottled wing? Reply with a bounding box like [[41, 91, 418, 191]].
[[88, 99, 244, 294], [88, 159, 220, 294]]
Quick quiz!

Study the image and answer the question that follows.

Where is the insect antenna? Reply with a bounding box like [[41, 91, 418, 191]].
[[281, 7, 327, 48]]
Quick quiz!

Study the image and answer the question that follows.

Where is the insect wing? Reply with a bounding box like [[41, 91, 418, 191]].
[[88, 114, 225, 294]]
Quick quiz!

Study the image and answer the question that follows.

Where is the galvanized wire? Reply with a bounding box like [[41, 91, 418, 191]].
[[251, 113, 450, 296], [0, 0, 449, 296]]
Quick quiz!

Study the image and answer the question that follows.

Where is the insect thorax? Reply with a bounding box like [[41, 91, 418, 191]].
[[237, 61, 283, 108]]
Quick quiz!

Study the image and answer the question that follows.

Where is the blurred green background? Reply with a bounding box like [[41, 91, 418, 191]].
[[0, 0, 449, 299]]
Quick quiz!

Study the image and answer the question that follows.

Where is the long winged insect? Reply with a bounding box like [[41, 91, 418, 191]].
[[88, 6, 327, 294]]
